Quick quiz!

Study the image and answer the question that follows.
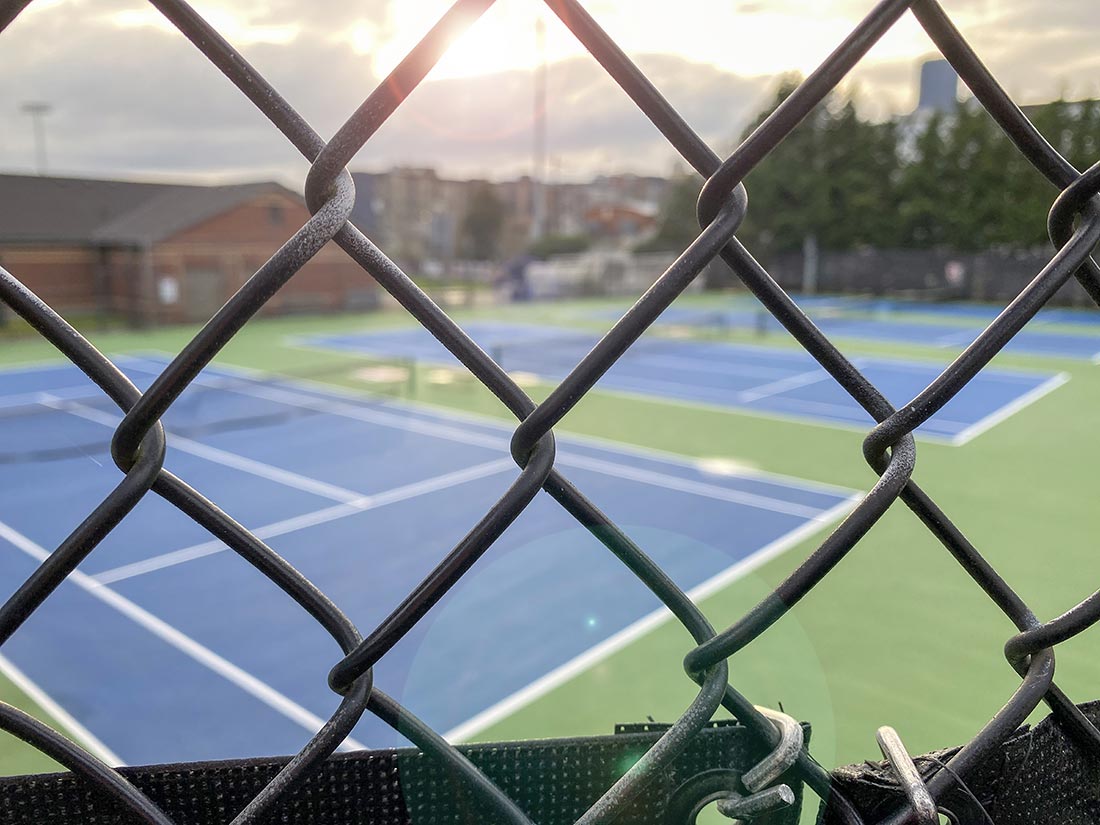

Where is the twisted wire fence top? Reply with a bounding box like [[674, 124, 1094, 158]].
[[0, 0, 1098, 823]]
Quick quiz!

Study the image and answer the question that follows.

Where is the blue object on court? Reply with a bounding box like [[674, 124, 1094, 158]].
[[0, 356, 856, 765]]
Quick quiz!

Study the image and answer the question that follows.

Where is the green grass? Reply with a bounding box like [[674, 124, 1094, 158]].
[[0, 669, 73, 775], [1, 297, 1097, 823]]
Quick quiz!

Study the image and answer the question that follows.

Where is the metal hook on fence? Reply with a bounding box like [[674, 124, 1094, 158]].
[[876, 726, 939, 825], [663, 769, 794, 825], [716, 784, 796, 820], [742, 706, 804, 793], [663, 709, 803, 824]]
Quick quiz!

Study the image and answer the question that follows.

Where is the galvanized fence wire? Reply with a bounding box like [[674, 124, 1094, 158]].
[[0, 0, 1098, 822]]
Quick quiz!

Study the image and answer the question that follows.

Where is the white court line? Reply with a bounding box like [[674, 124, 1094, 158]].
[[443, 493, 860, 743], [123, 352, 949, 453], [934, 330, 978, 348], [573, 371, 749, 403], [91, 501, 363, 584], [295, 339, 796, 383], [91, 458, 515, 585], [748, 391, 971, 432], [854, 357, 1054, 383], [242, 375, 965, 445], [120, 353, 849, 494], [41, 395, 365, 505], [278, 362, 956, 447], [0, 358, 91, 378], [0, 353, 161, 397], [293, 332, 820, 367], [136, 353, 858, 496], [154, 377, 841, 518], [949, 371, 1071, 446], [0, 384, 106, 410], [735, 368, 831, 403], [0, 652, 124, 766], [578, 383, 968, 443], [0, 519, 367, 754], [617, 352, 792, 380], [285, 347, 978, 444], [556, 453, 830, 519], [91, 453, 837, 585], [293, 326, 1079, 378], [933, 331, 1100, 361], [129, 368, 514, 454]]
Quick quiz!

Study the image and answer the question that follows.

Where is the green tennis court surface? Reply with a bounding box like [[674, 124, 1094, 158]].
[[1, 299, 1097, 797]]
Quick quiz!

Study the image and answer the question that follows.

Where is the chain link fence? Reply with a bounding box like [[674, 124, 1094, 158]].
[[0, 0, 1098, 822]]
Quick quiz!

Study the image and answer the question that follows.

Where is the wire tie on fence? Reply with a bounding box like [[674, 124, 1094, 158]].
[[876, 725, 939, 825]]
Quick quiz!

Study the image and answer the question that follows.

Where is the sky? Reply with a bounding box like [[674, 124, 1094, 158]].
[[0, 0, 1097, 185]]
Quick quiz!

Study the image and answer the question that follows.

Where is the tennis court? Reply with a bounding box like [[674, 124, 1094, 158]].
[[606, 301, 1100, 360], [299, 322, 1068, 445], [0, 355, 856, 766]]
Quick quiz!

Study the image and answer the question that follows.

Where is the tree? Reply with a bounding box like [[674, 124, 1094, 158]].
[[733, 75, 831, 257], [642, 77, 1100, 269], [460, 183, 506, 261], [896, 111, 953, 247], [640, 75, 836, 257], [729, 77, 902, 256], [896, 98, 1100, 250], [528, 232, 591, 258]]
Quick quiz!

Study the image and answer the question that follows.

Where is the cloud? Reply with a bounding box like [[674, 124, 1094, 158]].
[[0, 0, 1094, 184], [334, 53, 771, 179], [0, 2, 770, 183], [0, 1, 382, 180]]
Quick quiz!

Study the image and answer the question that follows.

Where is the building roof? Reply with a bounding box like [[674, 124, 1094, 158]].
[[0, 174, 298, 245]]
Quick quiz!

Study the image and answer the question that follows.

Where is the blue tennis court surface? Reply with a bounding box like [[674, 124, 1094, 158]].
[[0, 355, 857, 766], [299, 323, 1068, 445], [610, 302, 1100, 360]]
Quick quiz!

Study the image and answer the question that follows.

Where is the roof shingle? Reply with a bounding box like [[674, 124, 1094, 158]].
[[0, 174, 298, 245]]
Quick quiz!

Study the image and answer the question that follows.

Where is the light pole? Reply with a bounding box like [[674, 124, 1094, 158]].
[[20, 102, 52, 175], [530, 17, 547, 241]]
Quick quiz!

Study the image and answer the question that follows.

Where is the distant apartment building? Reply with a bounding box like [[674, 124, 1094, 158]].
[[896, 57, 961, 160], [916, 58, 959, 113], [349, 168, 668, 274], [0, 174, 376, 326]]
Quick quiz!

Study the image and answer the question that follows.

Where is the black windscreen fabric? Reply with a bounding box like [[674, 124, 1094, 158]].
[[818, 701, 1100, 825], [0, 721, 807, 825]]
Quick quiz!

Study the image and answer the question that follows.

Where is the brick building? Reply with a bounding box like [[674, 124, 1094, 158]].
[[0, 174, 376, 326]]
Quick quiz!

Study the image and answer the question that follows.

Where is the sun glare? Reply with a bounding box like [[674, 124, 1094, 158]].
[[432, 14, 540, 80], [358, 1, 949, 93], [371, 2, 581, 82]]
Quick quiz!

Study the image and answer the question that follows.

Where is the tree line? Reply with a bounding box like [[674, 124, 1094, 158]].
[[644, 75, 1100, 258]]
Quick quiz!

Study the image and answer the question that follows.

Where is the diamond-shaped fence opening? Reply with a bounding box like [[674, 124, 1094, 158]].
[[0, 0, 1098, 823]]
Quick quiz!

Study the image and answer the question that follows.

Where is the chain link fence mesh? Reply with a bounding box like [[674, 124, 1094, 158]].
[[0, 0, 1098, 822]]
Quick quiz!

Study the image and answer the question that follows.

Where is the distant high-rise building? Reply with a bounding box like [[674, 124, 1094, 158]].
[[916, 58, 959, 113]]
